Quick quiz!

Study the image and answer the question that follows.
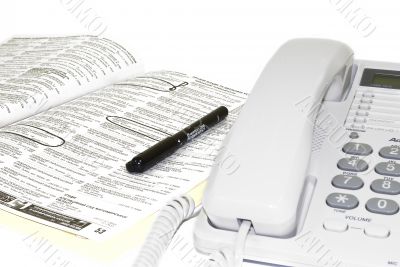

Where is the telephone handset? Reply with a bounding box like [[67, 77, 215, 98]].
[[203, 39, 354, 237]]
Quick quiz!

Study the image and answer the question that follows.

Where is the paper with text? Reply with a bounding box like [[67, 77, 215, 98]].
[[0, 36, 141, 127], [0, 71, 247, 239]]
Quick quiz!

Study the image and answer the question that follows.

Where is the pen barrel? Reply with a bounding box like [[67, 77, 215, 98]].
[[183, 106, 228, 141], [126, 106, 229, 173], [126, 136, 181, 173]]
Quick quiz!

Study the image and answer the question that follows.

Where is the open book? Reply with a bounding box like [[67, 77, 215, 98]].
[[0, 36, 248, 240]]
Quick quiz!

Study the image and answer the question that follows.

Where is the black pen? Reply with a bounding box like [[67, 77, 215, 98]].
[[126, 106, 229, 173]]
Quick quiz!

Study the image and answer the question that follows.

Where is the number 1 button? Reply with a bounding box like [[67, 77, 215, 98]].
[[342, 142, 373, 156]]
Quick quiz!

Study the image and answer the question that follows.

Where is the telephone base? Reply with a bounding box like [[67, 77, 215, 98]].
[[194, 210, 387, 267], [194, 211, 316, 267]]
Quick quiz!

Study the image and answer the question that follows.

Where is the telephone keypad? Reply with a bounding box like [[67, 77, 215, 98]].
[[365, 198, 399, 215], [342, 142, 373, 156], [326, 193, 359, 210], [375, 162, 400, 177], [379, 146, 400, 160], [329, 141, 400, 218], [337, 157, 369, 172], [370, 179, 400, 195], [332, 175, 364, 190], [323, 123, 400, 240]]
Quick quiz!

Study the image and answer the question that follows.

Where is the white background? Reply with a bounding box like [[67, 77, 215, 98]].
[[0, 0, 399, 266]]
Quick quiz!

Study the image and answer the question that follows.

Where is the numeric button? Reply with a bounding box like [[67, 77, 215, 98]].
[[326, 193, 359, 210], [366, 198, 399, 215], [371, 179, 400, 195], [332, 175, 364, 190], [375, 162, 400, 177], [337, 157, 369, 172], [379, 146, 400, 160], [342, 142, 373, 156]]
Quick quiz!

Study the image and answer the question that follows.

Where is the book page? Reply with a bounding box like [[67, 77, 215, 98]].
[[0, 71, 247, 240], [0, 36, 142, 128]]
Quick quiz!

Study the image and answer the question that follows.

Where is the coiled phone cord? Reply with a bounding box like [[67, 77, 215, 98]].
[[132, 195, 252, 267]]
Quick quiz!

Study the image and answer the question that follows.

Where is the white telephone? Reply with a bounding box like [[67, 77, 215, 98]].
[[195, 39, 399, 267], [135, 39, 400, 267]]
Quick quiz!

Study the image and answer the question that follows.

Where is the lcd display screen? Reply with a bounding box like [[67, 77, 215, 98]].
[[372, 73, 400, 89]]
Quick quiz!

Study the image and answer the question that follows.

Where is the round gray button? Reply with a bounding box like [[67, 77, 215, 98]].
[[326, 193, 359, 210], [371, 179, 400, 195], [337, 157, 369, 172], [379, 146, 400, 160], [332, 175, 364, 190], [366, 198, 399, 215], [349, 132, 359, 139], [375, 162, 400, 177], [342, 142, 373, 156]]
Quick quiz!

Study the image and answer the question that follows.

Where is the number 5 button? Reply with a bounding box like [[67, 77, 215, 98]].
[[375, 162, 400, 177]]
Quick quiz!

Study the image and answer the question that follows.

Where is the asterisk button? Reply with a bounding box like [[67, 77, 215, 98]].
[[326, 193, 359, 210]]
